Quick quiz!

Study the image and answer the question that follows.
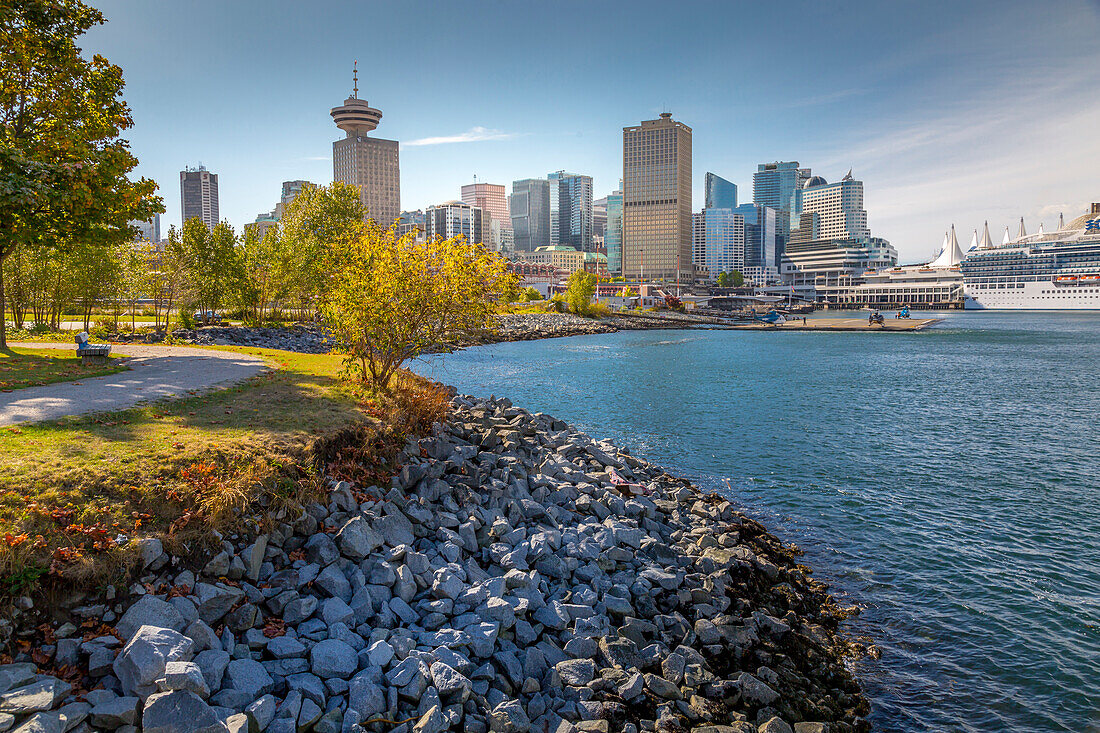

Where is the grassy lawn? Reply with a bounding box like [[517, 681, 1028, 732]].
[[0, 348, 129, 391], [0, 344, 448, 589]]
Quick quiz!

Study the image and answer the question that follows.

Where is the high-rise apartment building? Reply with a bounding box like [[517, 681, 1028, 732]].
[[180, 166, 219, 229], [705, 173, 738, 210], [548, 171, 594, 252], [622, 112, 692, 281], [605, 190, 623, 276], [510, 178, 551, 252], [461, 182, 510, 251], [331, 67, 400, 224], [424, 201, 486, 245]]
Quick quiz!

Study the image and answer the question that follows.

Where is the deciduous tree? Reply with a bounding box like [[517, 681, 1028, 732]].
[[0, 0, 163, 347], [322, 223, 514, 392], [565, 271, 597, 315]]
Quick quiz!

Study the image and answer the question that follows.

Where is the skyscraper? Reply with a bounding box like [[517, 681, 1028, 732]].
[[548, 171, 594, 252], [510, 178, 551, 252], [705, 173, 737, 210], [605, 189, 623, 276], [331, 65, 400, 224], [180, 165, 219, 229], [753, 161, 809, 255], [753, 161, 810, 212], [622, 112, 692, 281], [461, 182, 510, 251]]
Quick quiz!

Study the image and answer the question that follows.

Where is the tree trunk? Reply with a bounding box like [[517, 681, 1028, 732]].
[[0, 256, 7, 350]]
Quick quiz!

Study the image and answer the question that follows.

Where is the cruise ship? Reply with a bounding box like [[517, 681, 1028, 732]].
[[961, 204, 1100, 310]]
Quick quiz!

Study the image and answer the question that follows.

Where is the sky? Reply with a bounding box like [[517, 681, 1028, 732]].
[[85, 0, 1100, 263]]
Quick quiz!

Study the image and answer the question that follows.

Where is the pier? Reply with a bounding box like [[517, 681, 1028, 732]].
[[723, 316, 942, 331]]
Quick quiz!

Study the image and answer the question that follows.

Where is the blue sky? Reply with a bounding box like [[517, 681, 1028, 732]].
[[86, 0, 1100, 262]]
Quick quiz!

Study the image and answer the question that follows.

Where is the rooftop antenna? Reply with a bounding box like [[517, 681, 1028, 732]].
[[352, 61, 358, 99]]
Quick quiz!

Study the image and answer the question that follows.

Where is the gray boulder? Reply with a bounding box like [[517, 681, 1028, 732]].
[[116, 596, 186, 641], [113, 626, 194, 698], [141, 690, 224, 733]]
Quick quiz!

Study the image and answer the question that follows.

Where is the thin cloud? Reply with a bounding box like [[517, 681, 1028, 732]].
[[403, 126, 518, 147]]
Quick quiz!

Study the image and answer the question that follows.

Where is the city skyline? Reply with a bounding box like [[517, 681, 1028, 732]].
[[85, 0, 1100, 261]]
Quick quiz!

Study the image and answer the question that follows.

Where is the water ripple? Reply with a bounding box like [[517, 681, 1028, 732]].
[[413, 311, 1100, 732]]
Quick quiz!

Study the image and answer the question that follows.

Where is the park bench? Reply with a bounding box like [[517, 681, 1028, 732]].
[[75, 331, 112, 366]]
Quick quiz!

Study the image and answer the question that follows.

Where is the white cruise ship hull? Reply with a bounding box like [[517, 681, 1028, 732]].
[[964, 280, 1100, 310]]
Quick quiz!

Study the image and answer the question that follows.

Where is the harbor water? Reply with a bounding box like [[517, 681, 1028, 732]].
[[412, 311, 1100, 732]]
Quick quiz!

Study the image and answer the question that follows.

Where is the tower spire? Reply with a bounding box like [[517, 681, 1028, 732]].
[[353, 60, 358, 99]]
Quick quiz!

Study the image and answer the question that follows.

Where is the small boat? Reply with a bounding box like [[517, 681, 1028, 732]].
[[1080, 274, 1100, 284], [1055, 275, 1078, 284]]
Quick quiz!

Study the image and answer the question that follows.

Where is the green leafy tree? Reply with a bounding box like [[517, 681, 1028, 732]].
[[276, 181, 364, 321], [116, 239, 149, 331], [716, 270, 745, 288], [177, 218, 241, 322], [521, 286, 542, 302], [565, 271, 597, 315], [0, 0, 163, 347], [236, 224, 281, 325]]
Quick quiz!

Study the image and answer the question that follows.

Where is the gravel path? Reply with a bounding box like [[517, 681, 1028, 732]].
[[0, 343, 266, 426]]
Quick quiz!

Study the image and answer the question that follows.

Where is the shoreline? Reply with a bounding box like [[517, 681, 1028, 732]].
[[1, 393, 869, 733]]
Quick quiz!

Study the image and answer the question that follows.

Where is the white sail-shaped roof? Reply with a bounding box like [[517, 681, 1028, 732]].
[[1003, 226, 1011, 245], [979, 221, 993, 248], [929, 225, 965, 267], [1018, 217, 1027, 238], [969, 230, 979, 251], [1038, 222, 1045, 235]]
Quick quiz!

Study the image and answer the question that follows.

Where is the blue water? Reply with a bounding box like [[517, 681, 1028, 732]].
[[412, 311, 1100, 732]]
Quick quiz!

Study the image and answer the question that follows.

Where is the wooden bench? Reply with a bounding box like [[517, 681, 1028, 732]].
[[75, 331, 112, 366]]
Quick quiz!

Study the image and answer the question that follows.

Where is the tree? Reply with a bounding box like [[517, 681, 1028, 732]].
[[716, 270, 745, 288], [565, 271, 597, 315], [116, 239, 149, 331], [276, 182, 364, 321], [322, 223, 514, 392], [177, 218, 241, 322], [520, 286, 542, 302], [236, 224, 280, 325], [0, 0, 163, 347]]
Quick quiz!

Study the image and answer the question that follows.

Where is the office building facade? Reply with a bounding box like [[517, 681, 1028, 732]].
[[547, 171, 593, 252], [692, 212, 706, 269], [331, 70, 400, 224], [180, 166, 219, 229], [424, 201, 486, 245], [704, 207, 746, 278], [622, 112, 693, 281], [705, 173, 738, 210], [605, 190, 623, 276], [510, 178, 551, 252], [592, 196, 608, 240], [461, 182, 510, 251]]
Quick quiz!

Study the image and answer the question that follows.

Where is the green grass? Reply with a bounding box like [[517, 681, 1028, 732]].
[[0, 344, 449, 587], [0, 347, 129, 391]]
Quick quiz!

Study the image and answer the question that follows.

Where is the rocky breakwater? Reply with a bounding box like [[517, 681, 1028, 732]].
[[0, 395, 868, 733], [109, 326, 332, 354], [490, 314, 619, 342]]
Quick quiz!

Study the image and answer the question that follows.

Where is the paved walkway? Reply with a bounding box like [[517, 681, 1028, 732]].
[[1, 343, 266, 426]]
